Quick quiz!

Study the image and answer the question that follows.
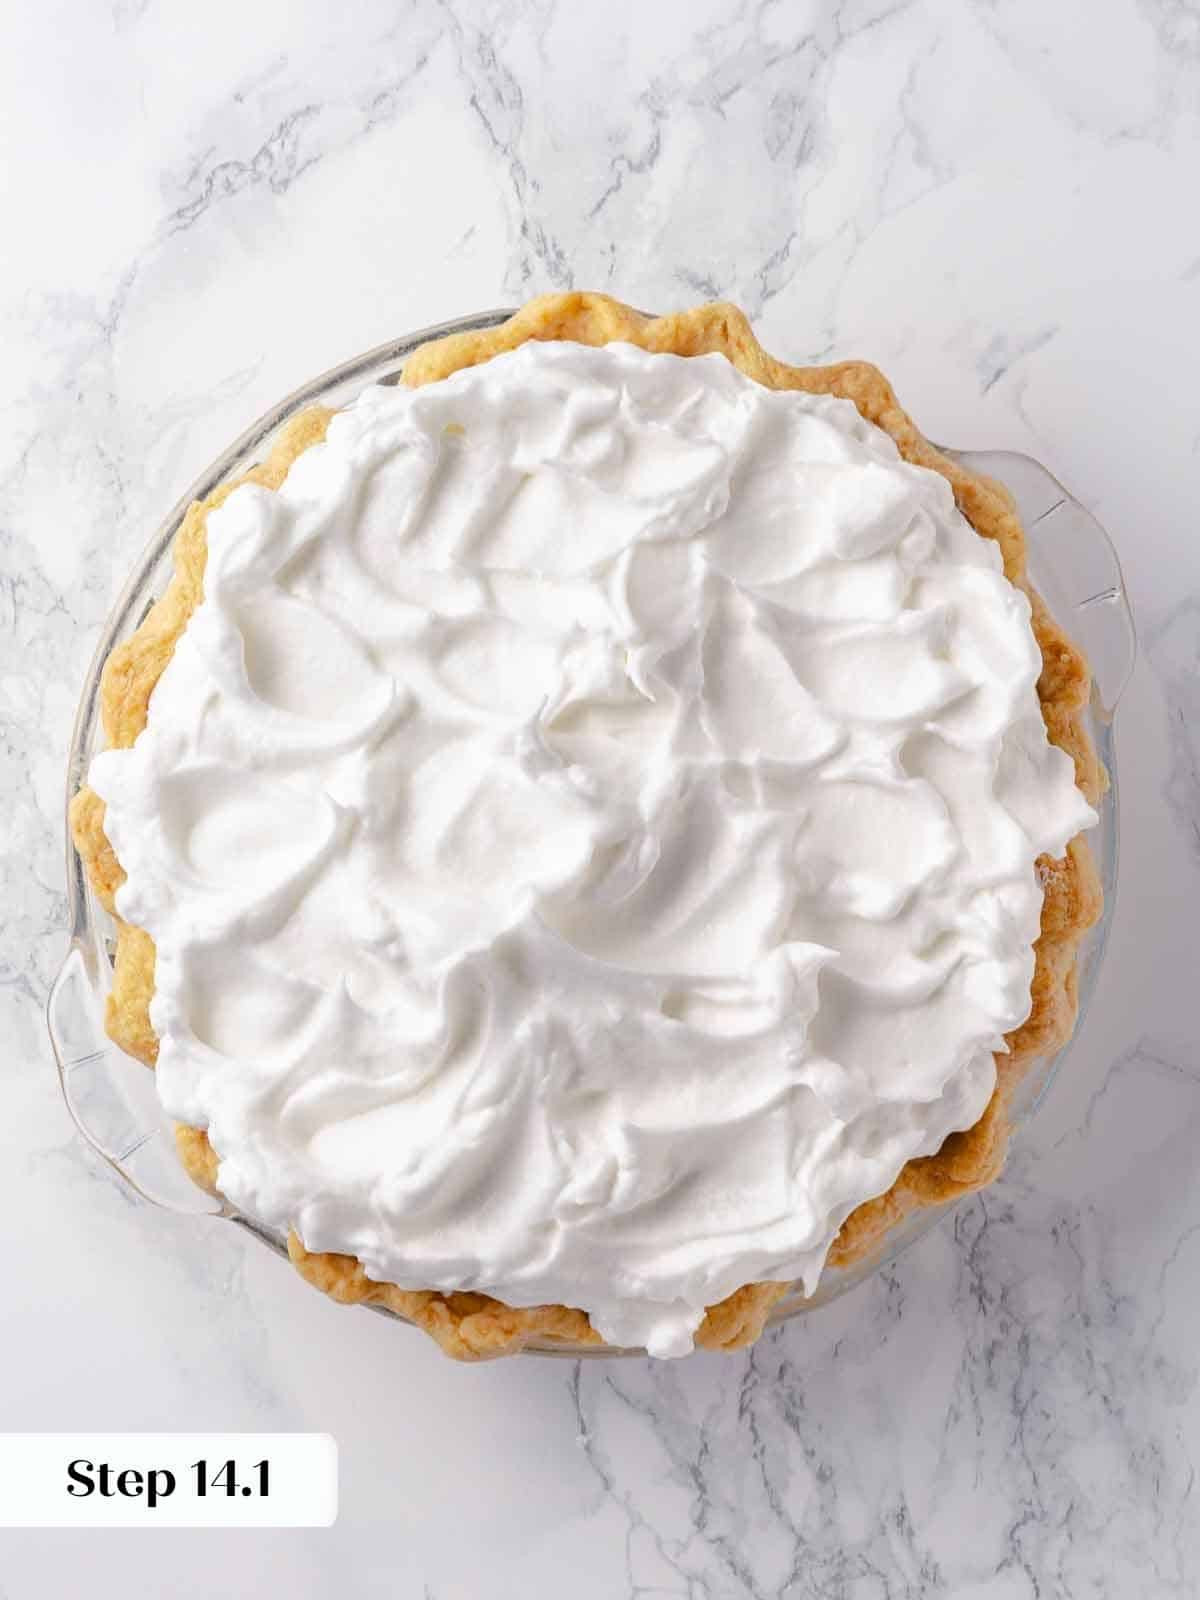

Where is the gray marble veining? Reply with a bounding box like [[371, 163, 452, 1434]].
[[3, 0, 1200, 1594]]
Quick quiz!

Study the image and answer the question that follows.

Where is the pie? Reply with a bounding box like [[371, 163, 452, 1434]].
[[71, 293, 1101, 1359]]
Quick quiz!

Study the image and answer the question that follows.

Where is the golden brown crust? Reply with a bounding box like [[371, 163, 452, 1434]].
[[71, 293, 1101, 1359], [175, 1121, 221, 1193]]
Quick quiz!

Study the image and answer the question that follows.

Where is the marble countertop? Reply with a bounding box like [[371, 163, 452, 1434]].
[[4, 0, 1199, 1593]]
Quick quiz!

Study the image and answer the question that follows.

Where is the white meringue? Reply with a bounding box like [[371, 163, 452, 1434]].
[[91, 340, 1096, 1356]]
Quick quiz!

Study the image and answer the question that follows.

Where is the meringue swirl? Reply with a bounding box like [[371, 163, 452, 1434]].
[[90, 340, 1096, 1356]]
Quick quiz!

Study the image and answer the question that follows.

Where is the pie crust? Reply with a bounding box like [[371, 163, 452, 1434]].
[[70, 293, 1102, 1359]]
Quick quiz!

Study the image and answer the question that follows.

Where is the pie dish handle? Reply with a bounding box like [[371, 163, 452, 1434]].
[[47, 940, 225, 1217], [940, 447, 1136, 718]]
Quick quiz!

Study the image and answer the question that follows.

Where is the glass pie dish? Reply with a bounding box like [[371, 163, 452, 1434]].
[[48, 309, 1137, 1357]]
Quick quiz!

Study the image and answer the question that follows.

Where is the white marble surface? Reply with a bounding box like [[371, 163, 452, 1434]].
[[3, 0, 1199, 1592]]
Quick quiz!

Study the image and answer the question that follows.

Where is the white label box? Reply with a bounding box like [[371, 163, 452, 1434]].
[[0, 1434, 337, 1527]]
